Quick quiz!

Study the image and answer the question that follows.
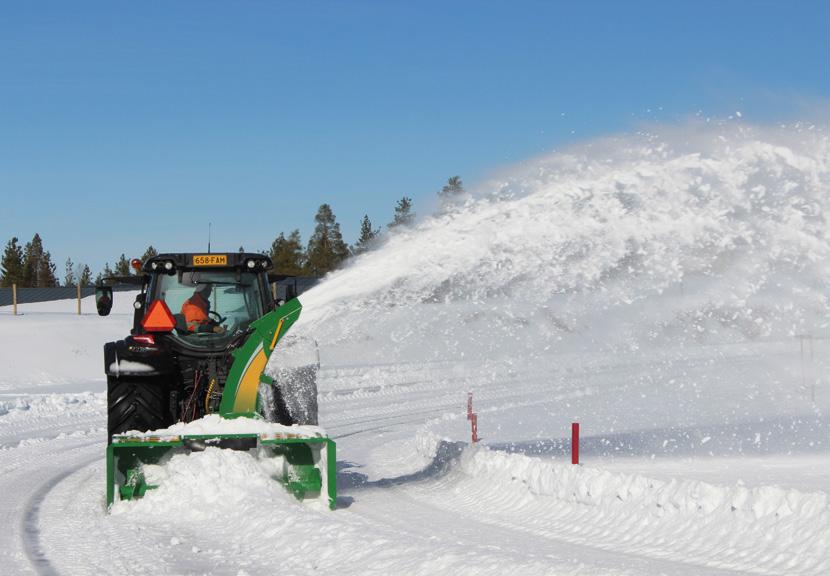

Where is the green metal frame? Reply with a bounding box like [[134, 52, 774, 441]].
[[106, 297, 337, 511], [219, 298, 302, 418], [107, 434, 337, 510]]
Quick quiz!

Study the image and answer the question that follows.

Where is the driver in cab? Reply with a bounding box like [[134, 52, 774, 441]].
[[182, 284, 225, 334]]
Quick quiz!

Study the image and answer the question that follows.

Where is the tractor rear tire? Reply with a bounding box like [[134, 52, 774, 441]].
[[107, 376, 174, 442]]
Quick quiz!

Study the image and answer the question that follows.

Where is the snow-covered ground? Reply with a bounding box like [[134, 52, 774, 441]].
[[1, 122, 829, 574]]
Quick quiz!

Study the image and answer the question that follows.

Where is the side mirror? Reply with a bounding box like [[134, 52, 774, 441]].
[[96, 286, 113, 316]]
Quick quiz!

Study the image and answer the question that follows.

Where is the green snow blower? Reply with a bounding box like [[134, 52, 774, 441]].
[[99, 253, 335, 510]]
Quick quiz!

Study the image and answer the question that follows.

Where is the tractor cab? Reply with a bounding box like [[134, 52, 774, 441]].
[[141, 254, 274, 349], [157, 269, 265, 343], [95, 253, 293, 347]]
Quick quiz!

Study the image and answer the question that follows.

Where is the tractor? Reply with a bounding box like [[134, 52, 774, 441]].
[[97, 252, 334, 508]]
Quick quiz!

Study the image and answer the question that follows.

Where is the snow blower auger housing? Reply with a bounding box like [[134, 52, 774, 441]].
[[98, 253, 335, 509]]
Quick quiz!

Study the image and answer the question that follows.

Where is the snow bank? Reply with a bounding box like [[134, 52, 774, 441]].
[[0, 392, 104, 420], [456, 444, 830, 575]]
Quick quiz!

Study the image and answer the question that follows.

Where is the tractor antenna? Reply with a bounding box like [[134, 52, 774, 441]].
[[208, 222, 212, 253]]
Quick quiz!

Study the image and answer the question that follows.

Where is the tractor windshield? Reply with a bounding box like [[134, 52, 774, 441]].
[[153, 270, 265, 347]]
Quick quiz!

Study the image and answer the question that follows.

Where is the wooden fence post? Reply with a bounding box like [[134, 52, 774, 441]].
[[12, 283, 17, 315], [77, 283, 82, 315]]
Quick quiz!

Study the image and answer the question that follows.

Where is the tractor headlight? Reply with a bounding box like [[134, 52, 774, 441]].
[[247, 259, 256, 269], [164, 261, 174, 271], [151, 262, 158, 270]]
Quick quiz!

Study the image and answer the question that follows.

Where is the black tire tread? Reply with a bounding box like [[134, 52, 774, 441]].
[[107, 376, 173, 441]]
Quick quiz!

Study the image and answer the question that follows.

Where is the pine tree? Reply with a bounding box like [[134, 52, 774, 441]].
[[305, 204, 349, 275], [20, 234, 57, 287], [78, 264, 92, 287], [437, 175, 468, 213], [38, 251, 58, 287], [353, 215, 380, 256], [388, 197, 415, 229], [439, 175, 464, 199], [21, 233, 44, 287], [270, 230, 305, 275], [0, 237, 25, 287], [64, 257, 76, 287], [140, 246, 158, 263], [238, 246, 245, 253], [114, 254, 130, 276]]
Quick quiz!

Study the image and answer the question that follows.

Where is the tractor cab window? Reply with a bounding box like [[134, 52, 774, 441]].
[[153, 270, 264, 346]]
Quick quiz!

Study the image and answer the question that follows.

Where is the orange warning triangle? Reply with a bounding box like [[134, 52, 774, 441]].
[[142, 300, 176, 332]]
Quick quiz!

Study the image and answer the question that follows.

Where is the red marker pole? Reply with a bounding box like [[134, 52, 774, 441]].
[[471, 413, 479, 443], [572, 422, 580, 465], [467, 392, 473, 420]]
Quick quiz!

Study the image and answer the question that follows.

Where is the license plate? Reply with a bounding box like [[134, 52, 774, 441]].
[[192, 254, 228, 266]]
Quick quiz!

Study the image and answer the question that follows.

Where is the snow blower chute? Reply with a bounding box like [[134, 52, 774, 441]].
[[100, 253, 335, 510]]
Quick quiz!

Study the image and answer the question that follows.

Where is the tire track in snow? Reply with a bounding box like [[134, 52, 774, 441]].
[[0, 391, 105, 576], [21, 452, 100, 576]]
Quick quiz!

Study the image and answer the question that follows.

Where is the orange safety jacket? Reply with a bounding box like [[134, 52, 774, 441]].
[[181, 295, 210, 332]]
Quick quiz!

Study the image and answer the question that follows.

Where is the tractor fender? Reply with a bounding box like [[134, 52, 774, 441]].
[[104, 338, 177, 378]]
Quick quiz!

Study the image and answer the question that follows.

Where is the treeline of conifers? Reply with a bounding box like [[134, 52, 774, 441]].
[[0, 177, 466, 288]]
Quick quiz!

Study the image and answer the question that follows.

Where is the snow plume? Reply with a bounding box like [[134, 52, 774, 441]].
[[297, 122, 830, 364], [285, 121, 830, 454]]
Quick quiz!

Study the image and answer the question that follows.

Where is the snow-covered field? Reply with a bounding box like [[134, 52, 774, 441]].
[[1, 122, 829, 574]]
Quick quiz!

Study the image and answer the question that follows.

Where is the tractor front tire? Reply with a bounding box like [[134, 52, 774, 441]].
[[107, 376, 174, 442]]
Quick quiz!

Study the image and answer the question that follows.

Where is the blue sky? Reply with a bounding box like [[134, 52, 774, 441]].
[[1, 1, 828, 275]]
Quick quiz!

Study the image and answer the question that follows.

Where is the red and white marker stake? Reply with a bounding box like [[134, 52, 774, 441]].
[[572, 422, 580, 465], [467, 392, 478, 443]]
